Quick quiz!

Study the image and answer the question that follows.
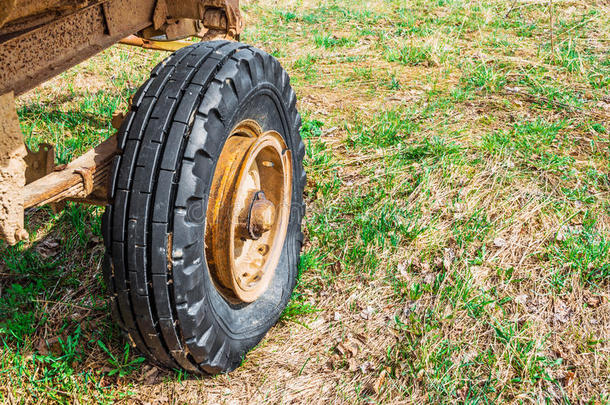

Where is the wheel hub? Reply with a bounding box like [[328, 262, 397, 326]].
[[205, 120, 292, 303], [248, 191, 276, 240]]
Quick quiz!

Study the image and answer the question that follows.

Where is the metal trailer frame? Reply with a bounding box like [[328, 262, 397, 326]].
[[0, 0, 242, 244]]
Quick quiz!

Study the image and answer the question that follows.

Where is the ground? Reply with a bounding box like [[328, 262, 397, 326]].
[[1, 0, 609, 403]]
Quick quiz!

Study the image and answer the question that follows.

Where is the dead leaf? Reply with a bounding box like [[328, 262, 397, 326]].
[[325, 354, 341, 371], [409, 257, 430, 273], [443, 248, 455, 271], [336, 340, 359, 358], [493, 237, 507, 248], [354, 333, 368, 345], [514, 294, 528, 305], [36, 338, 49, 356], [560, 370, 575, 386], [360, 306, 374, 320], [457, 385, 468, 400], [397, 262, 408, 278], [111, 112, 125, 130], [359, 361, 374, 374], [442, 304, 452, 318], [141, 365, 160, 385], [22, 352, 33, 362], [362, 370, 387, 396], [36, 238, 61, 259], [423, 273, 435, 284], [586, 295, 603, 308], [331, 261, 343, 274], [37, 336, 63, 356], [70, 311, 84, 322], [556, 225, 583, 241], [554, 300, 572, 323], [345, 342, 359, 357], [556, 226, 568, 241], [87, 235, 102, 248], [98, 365, 112, 374]]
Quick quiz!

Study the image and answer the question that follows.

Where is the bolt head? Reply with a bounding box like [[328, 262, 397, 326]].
[[249, 197, 275, 239], [14, 228, 29, 242]]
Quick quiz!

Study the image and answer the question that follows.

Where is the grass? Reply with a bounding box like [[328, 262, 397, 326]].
[[1, 0, 609, 403]]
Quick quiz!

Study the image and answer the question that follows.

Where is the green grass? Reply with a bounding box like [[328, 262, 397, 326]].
[[0, 205, 131, 402], [347, 109, 421, 148], [548, 222, 610, 290], [2, 0, 609, 402], [313, 32, 354, 49]]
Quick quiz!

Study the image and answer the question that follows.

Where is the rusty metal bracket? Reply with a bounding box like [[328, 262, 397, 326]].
[[167, 0, 242, 38], [74, 167, 95, 196], [152, 0, 168, 30], [141, 0, 241, 41], [24, 143, 55, 184]]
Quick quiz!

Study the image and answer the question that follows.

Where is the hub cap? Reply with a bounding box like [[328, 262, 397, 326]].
[[205, 120, 292, 303]]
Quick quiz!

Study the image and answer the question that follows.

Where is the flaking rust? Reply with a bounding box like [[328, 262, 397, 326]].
[[0, 92, 27, 244]]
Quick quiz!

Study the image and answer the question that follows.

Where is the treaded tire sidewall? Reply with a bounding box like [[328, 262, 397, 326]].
[[102, 41, 305, 374]]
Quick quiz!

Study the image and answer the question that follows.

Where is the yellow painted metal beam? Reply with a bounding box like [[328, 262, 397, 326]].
[[118, 35, 194, 52]]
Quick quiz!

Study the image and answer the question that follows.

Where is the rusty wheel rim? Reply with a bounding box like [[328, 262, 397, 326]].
[[205, 120, 292, 303]]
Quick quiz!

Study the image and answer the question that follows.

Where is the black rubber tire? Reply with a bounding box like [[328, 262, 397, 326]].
[[101, 40, 305, 374]]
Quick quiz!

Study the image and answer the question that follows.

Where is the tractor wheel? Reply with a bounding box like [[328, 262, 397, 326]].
[[101, 40, 305, 374]]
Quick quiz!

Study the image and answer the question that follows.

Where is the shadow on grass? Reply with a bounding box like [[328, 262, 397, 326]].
[[17, 89, 129, 165], [0, 203, 200, 402]]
